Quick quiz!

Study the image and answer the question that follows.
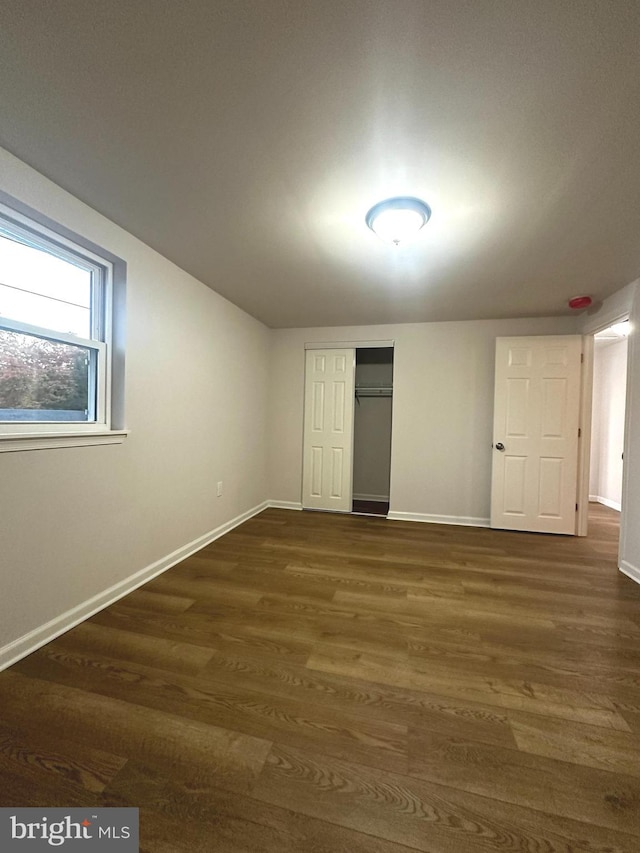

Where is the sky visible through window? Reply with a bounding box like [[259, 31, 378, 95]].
[[0, 234, 91, 338]]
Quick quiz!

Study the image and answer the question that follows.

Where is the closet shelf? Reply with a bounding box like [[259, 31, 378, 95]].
[[355, 385, 393, 398]]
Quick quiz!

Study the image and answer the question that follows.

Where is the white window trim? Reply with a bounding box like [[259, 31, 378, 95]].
[[0, 196, 128, 451], [0, 429, 129, 453]]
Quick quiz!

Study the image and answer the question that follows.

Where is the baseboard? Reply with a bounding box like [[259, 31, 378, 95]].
[[0, 500, 269, 673], [268, 501, 303, 511], [387, 511, 490, 528], [589, 495, 622, 512], [620, 560, 640, 586], [353, 493, 390, 502], [600, 497, 622, 512]]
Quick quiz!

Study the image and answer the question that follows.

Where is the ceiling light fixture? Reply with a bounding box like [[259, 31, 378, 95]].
[[366, 196, 432, 245]]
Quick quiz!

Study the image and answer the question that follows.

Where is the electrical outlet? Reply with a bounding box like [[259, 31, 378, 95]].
[[216, 481, 223, 497]]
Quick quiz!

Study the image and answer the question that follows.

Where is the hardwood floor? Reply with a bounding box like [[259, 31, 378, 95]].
[[1, 503, 639, 851]]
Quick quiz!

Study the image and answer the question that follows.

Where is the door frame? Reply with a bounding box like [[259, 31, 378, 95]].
[[576, 311, 631, 536], [302, 339, 395, 512], [576, 334, 594, 536]]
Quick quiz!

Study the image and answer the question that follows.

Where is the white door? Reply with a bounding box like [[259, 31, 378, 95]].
[[302, 349, 355, 512], [491, 336, 582, 534]]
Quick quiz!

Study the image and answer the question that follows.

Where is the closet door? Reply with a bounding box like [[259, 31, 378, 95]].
[[302, 349, 355, 511]]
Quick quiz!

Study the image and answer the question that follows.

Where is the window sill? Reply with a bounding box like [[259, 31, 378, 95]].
[[0, 429, 129, 453]]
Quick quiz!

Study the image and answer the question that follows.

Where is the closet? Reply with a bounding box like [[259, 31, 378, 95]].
[[301, 345, 393, 516], [353, 348, 393, 515]]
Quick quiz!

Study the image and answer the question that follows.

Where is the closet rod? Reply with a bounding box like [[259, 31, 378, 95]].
[[355, 386, 393, 397]]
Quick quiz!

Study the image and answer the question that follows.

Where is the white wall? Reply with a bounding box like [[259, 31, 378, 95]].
[[590, 338, 628, 510], [0, 148, 271, 660], [269, 317, 577, 523]]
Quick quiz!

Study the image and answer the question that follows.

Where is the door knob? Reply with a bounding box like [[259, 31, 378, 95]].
[[495, 442, 505, 451]]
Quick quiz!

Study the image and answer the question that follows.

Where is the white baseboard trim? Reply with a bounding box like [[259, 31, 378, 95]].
[[268, 500, 303, 511], [387, 511, 491, 528], [620, 560, 640, 586], [353, 493, 389, 502], [0, 500, 269, 673], [589, 495, 622, 512]]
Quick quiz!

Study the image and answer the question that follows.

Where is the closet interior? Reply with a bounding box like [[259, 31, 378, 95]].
[[352, 347, 394, 516]]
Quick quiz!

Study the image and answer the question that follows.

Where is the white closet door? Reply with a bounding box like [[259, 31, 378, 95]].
[[491, 335, 582, 534], [302, 349, 355, 512]]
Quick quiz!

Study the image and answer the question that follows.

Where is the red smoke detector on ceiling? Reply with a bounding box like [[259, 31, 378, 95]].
[[568, 295, 592, 310]]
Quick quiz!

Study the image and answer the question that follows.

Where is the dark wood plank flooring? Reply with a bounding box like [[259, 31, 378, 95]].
[[1, 503, 639, 851]]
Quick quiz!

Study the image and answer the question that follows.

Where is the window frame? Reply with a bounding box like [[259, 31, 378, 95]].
[[0, 195, 127, 451]]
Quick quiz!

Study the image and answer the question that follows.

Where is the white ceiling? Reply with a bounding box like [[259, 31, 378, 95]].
[[1, 1, 640, 329]]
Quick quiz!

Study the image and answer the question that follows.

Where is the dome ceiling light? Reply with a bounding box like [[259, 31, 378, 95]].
[[365, 196, 432, 245]]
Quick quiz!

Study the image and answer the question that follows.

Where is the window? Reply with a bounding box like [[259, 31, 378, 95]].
[[0, 197, 126, 450]]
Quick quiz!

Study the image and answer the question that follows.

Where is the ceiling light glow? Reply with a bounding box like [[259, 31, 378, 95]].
[[366, 197, 431, 245]]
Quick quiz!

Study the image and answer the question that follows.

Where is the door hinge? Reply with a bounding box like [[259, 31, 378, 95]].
[[576, 503, 579, 512], [578, 427, 581, 437], [581, 353, 584, 363]]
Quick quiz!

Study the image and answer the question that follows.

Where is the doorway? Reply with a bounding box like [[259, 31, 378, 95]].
[[589, 320, 629, 515]]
